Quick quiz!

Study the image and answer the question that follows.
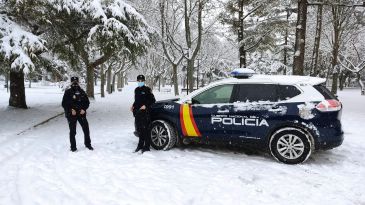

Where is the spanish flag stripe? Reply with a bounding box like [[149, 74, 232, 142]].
[[188, 105, 201, 136], [180, 104, 201, 137], [180, 105, 187, 136], [182, 105, 197, 136]]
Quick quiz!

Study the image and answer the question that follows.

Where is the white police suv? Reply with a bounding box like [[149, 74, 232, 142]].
[[149, 69, 344, 164]]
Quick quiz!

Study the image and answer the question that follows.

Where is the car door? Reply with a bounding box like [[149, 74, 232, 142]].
[[230, 84, 284, 144], [182, 84, 236, 142]]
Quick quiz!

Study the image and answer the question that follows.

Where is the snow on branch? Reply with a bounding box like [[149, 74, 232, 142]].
[[48, 0, 152, 46], [338, 53, 365, 73], [0, 14, 46, 73]]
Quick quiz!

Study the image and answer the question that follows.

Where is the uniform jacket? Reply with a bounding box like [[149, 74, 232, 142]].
[[133, 86, 156, 116], [62, 85, 90, 118]]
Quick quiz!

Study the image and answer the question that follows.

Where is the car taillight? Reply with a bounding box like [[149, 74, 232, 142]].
[[316, 100, 342, 112]]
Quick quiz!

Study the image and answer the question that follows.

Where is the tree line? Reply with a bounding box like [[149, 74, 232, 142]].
[[1, 0, 365, 109]]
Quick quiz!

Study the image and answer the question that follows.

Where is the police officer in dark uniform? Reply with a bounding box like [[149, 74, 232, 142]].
[[62, 77, 93, 152], [131, 75, 156, 153]]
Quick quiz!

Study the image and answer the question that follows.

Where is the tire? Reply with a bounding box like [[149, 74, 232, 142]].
[[269, 128, 312, 164], [150, 120, 177, 150]]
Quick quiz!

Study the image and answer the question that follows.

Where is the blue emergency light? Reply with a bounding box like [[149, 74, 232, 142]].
[[230, 68, 256, 79]]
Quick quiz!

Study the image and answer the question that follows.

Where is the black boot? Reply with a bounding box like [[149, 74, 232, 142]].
[[134, 146, 143, 153], [71, 147, 77, 152], [142, 147, 150, 153], [86, 145, 94, 150]]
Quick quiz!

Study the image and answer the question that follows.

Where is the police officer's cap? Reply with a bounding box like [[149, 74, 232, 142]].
[[71, 76, 79, 82], [137, 75, 145, 81]]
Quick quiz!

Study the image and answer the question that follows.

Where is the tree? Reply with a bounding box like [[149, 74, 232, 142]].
[[159, 0, 185, 96], [0, 8, 47, 108], [338, 54, 365, 95], [1, 0, 153, 109], [43, 0, 153, 98], [293, 0, 308, 75], [327, 3, 361, 94], [309, 2, 324, 76], [220, 0, 295, 70], [184, 0, 205, 92]]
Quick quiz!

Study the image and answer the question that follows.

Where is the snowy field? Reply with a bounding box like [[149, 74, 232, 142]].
[[0, 83, 365, 205]]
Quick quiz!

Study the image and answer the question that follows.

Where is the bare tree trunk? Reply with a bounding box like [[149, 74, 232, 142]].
[[293, 0, 308, 75], [310, 4, 323, 76], [238, 0, 246, 68], [158, 76, 161, 92], [283, 8, 290, 74], [5, 71, 9, 93], [9, 70, 27, 108], [172, 64, 179, 96], [357, 73, 365, 95], [331, 6, 341, 95], [94, 70, 98, 86], [121, 72, 125, 89], [100, 65, 105, 98], [117, 71, 122, 90], [29, 74, 32, 88], [86, 64, 95, 99], [112, 72, 116, 93], [339, 71, 345, 91], [184, 0, 203, 93], [106, 65, 112, 94]]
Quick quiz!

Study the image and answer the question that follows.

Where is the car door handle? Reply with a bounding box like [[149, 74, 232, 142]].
[[217, 109, 230, 113], [269, 106, 284, 112]]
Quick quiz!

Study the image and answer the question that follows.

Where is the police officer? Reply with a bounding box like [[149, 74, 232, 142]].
[[62, 77, 93, 152], [131, 75, 156, 153]]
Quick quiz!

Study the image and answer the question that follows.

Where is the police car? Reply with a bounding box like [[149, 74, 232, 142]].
[[149, 69, 344, 164]]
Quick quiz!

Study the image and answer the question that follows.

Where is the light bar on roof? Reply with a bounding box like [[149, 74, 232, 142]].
[[231, 68, 256, 79]]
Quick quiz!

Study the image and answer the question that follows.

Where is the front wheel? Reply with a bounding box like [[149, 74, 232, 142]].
[[269, 128, 312, 164], [150, 120, 177, 150]]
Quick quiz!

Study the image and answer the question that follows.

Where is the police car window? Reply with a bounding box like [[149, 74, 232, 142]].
[[313, 84, 337, 100], [277, 85, 301, 101], [192, 84, 234, 104], [235, 84, 278, 102]]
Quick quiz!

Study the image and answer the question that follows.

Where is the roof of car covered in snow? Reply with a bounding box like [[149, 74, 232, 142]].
[[179, 75, 326, 102], [215, 74, 326, 86]]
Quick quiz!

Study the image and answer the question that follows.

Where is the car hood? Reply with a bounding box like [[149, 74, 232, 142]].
[[155, 98, 180, 104]]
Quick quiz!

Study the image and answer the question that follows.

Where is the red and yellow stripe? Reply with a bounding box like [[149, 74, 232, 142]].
[[180, 104, 201, 137]]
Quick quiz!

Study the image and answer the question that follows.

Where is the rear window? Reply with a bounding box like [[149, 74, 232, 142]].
[[277, 85, 301, 101], [313, 84, 337, 99], [235, 84, 278, 102]]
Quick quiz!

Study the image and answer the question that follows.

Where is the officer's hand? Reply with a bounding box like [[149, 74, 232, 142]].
[[80, 109, 85, 115], [71, 109, 76, 116], [140, 105, 146, 110], [130, 106, 134, 112]]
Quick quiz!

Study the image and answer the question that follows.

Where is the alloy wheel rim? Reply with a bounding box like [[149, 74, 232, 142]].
[[151, 125, 168, 147], [276, 134, 305, 160]]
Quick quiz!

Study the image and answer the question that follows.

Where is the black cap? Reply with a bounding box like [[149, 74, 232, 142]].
[[137, 75, 145, 81], [71, 76, 79, 82]]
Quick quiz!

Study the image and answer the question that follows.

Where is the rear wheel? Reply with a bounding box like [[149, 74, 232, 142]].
[[150, 120, 177, 150], [269, 128, 312, 164]]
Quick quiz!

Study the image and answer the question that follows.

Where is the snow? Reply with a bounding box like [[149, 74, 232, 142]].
[[297, 102, 316, 120], [1, 83, 365, 204], [0, 14, 46, 72]]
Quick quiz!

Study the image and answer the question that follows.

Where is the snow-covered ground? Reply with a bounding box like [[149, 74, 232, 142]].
[[0, 83, 364, 205]]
